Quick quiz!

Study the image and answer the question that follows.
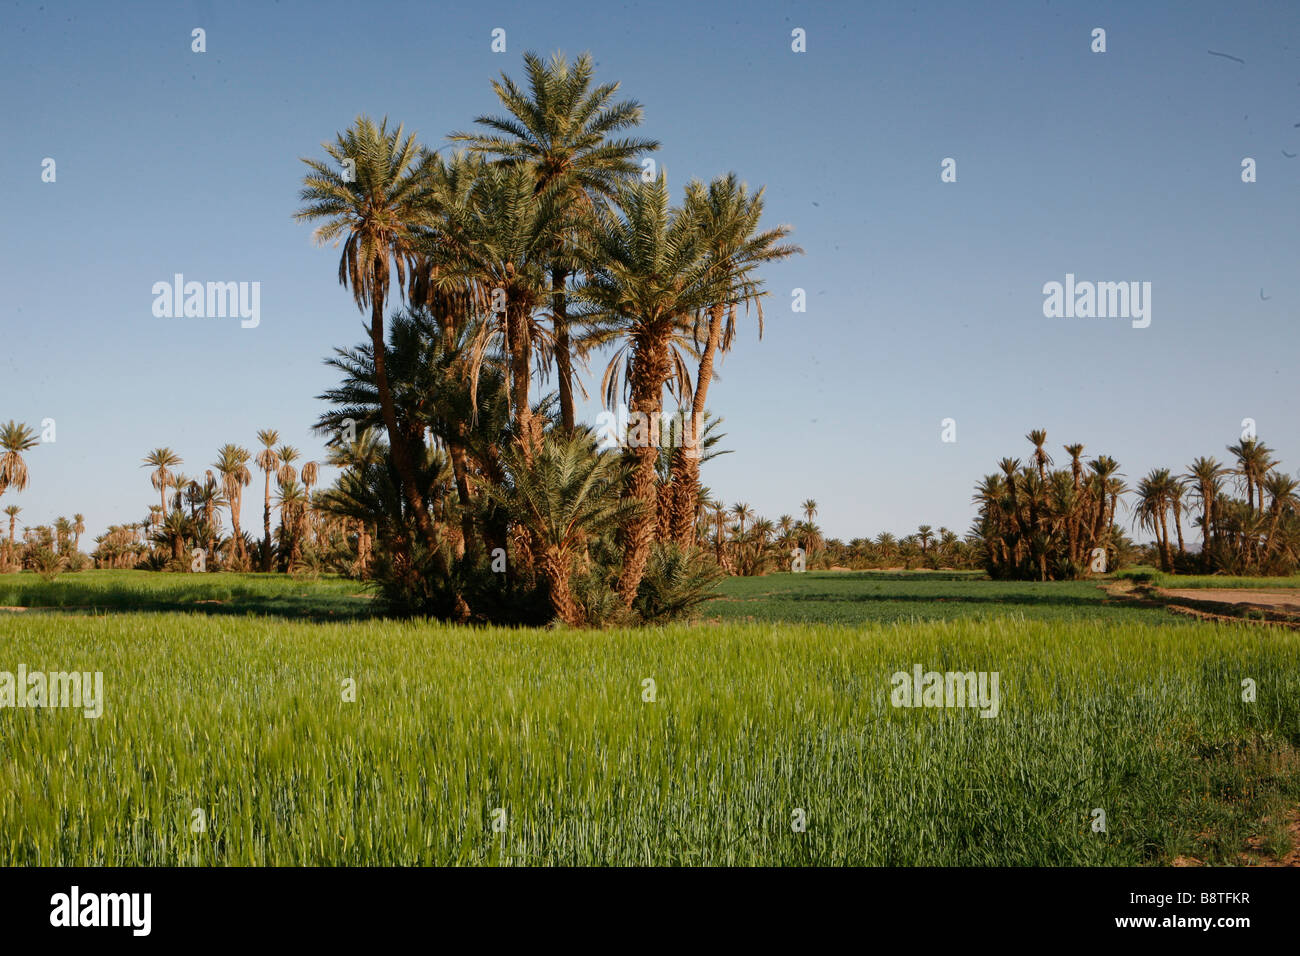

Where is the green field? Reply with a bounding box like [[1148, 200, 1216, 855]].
[[1, 570, 1298, 865]]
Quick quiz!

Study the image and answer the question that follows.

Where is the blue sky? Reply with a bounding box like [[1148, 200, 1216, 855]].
[[2, 0, 1298, 546]]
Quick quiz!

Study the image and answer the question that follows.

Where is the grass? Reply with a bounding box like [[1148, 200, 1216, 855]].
[[0, 569, 375, 620], [1115, 567, 1300, 590], [2, 569, 1297, 865], [712, 570, 1174, 626]]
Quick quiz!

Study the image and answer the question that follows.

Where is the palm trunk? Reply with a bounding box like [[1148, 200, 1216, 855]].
[[669, 303, 724, 545], [506, 296, 538, 461], [229, 490, 244, 568], [262, 469, 272, 572], [542, 545, 583, 626], [1172, 500, 1186, 556], [551, 267, 576, 437], [617, 328, 670, 606]]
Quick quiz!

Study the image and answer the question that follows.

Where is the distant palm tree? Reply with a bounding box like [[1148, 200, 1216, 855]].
[[1026, 429, 1052, 481], [255, 429, 281, 572], [801, 499, 818, 524], [916, 524, 934, 555], [141, 448, 182, 520], [3, 504, 20, 562], [1186, 456, 1226, 561], [214, 444, 253, 566], [72, 513, 85, 552]]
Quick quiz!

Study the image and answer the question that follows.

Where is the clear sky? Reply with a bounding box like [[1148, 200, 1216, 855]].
[[2, 0, 1298, 547]]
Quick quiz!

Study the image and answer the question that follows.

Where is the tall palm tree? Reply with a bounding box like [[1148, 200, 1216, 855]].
[[0, 422, 39, 500], [667, 173, 800, 544], [577, 173, 717, 604], [1026, 429, 1052, 481], [296, 115, 441, 553], [141, 448, 182, 520], [213, 444, 253, 566], [1262, 471, 1300, 559], [423, 158, 559, 462], [3, 504, 20, 563], [451, 51, 659, 436], [72, 513, 85, 552], [1186, 456, 1226, 562], [1063, 443, 1085, 490], [255, 430, 281, 572], [1227, 438, 1276, 513]]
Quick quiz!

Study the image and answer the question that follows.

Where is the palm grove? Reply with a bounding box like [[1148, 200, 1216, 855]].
[[295, 52, 799, 625]]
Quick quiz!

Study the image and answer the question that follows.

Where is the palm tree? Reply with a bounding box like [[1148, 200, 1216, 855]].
[[486, 430, 638, 625], [451, 51, 658, 436], [1228, 438, 1277, 513], [214, 444, 253, 566], [801, 499, 818, 524], [72, 513, 85, 552], [255, 430, 281, 572], [667, 173, 800, 544], [730, 502, 754, 538], [141, 448, 182, 520], [3, 504, 19, 564], [296, 115, 441, 553], [577, 173, 717, 604], [1186, 456, 1226, 562], [1262, 471, 1300, 558], [916, 524, 934, 556], [1026, 429, 1052, 481], [0, 422, 39, 501], [1135, 469, 1174, 571], [1063, 443, 1085, 490], [276, 445, 301, 485]]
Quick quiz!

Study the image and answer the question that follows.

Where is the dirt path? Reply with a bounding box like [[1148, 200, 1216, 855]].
[[1160, 588, 1300, 609]]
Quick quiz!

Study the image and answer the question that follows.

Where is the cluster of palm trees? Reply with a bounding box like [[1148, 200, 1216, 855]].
[[973, 430, 1300, 580], [296, 52, 799, 624], [129, 435, 322, 572], [1136, 437, 1299, 574], [973, 430, 1132, 580]]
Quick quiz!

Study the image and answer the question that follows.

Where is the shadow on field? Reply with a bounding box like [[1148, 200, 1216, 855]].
[[0, 575, 383, 622]]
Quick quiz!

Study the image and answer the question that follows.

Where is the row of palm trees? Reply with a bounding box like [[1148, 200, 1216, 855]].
[[295, 51, 799, 623], [133, 435, 322, 572], [706, 496, 983, 574], [1135, 438, 1299, 574]]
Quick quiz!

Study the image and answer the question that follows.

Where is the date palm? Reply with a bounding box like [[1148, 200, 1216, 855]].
[[296, 115, 441, 554], [0, 421, 39, 500], [3, 504, 19, 563], [214, 444, 253, 566], [255, 429, 281, 572], [451, 51, 658, 435], [485, 430, 639, 625], [141, 448, 182, 520], [1186, 456, 1226, 561], [576, 173, 717, 604], [668, 174, 799, 544], [72, 513, 85, 552]]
